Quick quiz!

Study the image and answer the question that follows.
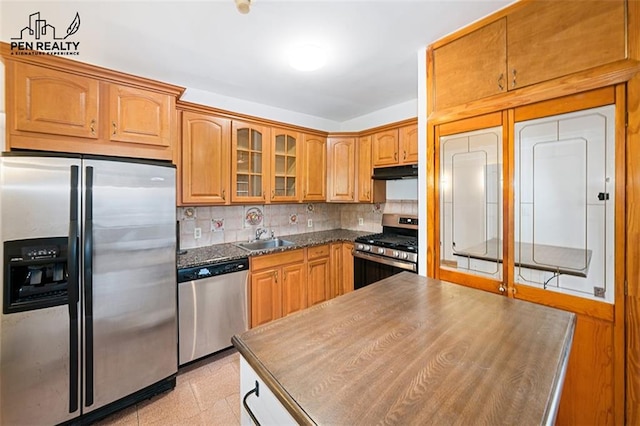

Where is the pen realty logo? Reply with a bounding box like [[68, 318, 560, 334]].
[[10, 11, 81, 56]]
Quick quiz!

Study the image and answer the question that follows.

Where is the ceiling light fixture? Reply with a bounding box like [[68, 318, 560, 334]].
[[235, 0, 251, 14], [288, 44, 327, 72]]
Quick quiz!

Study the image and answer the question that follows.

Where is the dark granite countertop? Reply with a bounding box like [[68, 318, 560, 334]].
[[177, 229, 372, 269]]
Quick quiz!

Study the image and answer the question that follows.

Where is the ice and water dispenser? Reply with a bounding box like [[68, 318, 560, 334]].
[[3, 237, 69, 313]]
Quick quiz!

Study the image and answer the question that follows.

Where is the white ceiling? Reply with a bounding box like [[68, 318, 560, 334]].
[[1, 0, 512, 124]]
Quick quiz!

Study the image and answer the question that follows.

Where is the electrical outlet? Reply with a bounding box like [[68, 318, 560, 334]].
[[307, 218, 313, 228], [358, 217, 364, 226], [194, 227, 202, 239]]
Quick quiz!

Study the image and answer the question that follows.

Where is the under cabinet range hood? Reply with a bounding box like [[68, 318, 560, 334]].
[[372, 164, 418, 180]]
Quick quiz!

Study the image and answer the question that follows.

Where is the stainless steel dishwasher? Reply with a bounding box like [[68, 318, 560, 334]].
[[177, 257, 249, 365]]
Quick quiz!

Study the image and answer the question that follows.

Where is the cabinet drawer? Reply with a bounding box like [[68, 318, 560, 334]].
[[251, 249, 304, 271], [307, 244, 330, 260]]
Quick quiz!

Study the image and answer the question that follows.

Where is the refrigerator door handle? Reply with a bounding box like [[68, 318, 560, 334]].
[[84, 166, 94, 407], [68, 165, 80, 413]]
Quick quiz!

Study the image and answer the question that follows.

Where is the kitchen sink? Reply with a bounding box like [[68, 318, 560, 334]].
[[236, 238, 295, 251]]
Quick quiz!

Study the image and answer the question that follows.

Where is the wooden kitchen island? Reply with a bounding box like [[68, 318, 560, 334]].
[[232, 272, 575, 425]]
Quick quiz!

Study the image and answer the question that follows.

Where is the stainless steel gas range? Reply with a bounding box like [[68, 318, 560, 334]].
[[353, 213, 418, 289]]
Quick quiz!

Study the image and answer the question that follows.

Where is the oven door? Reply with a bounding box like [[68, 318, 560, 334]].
[[353, 251, 417, 290]]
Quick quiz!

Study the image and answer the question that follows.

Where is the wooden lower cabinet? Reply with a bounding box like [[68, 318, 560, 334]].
[[250, 243, 353, 327], [250, 269, 282, 328], [341, 243, 354, 294], [281, 263, 307, 317], [331, 242, 354, 297], [250, 249, 305, 328], [556, 314, 615, 425], [307, 245, 331, 307]]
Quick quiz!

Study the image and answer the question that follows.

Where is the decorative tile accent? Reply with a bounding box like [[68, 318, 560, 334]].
[[244, 206, 264, 227], [289, 213, 299, 225], [183, 207, 196, 220], [306, 203, 315, 213], [372, 203, 383, 213], [211, 218, 225, 232]]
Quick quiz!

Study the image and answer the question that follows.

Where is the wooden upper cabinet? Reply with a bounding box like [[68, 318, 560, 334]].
[[180, 111, 230, 204], [108, 84, 172, 147], [231, 121, 270, 203], [399, 124, 418, 164], [507, 0, 626, 90], [433, 18, 507, 111], [11, 62, 99, 139], [271, 128, 301, 203], [302, 134, 327, 201], [357, 135, 373, 202], [372, 129, 399, 167], [372, 124, 417, 167], [327, 137, 356, 202], [5, 58, 180, 161], [430, 1, 628, 113]]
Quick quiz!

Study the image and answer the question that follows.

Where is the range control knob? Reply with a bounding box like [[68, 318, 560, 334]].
[[356, 244, 364, 251], [364, 245, 371, 251], [377, 247, 385, 254], [393, 251, 400, 258], [401, 253, 409, 259]]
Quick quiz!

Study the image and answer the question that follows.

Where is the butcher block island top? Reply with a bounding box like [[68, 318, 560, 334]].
[[232, 272, 576, 425]]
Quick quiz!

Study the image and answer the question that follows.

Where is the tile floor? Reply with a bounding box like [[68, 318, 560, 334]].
[[95, 348, 241, 426]]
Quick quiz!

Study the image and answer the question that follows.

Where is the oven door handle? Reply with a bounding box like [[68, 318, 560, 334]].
[[353, 251, 417, 272]]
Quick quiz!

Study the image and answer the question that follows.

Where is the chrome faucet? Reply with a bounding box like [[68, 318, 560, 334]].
[[255, 227, 268, 241]]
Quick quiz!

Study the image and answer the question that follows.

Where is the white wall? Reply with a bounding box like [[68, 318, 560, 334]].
[[0, 59, 4, 405], [339, 99, 417, 132], [183, 87, 418, 133], [181, 87, 341, 132], [417, 48, 427, 277], [386, 179, 418, 200]]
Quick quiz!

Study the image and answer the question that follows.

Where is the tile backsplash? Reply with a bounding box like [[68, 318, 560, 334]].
[[177, 200, 418, 250]]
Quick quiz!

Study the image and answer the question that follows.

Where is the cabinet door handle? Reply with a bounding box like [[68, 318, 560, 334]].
[[497, 73, 504, 91], [403, 150, 407, 160], [242, 380, 262, 426], [112, 122, 117, 136], [271, 189, 275, 200], [274, 271, 278, 282], [498, 284, 506, 293], [90, 119, 96, 135], [222, 189, 226, 201], [512, 69, 517, 88], [394, 152, 398, 161]]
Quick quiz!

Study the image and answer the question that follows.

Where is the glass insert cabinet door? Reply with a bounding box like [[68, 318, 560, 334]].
[[271, 129, 299, 202], [514, 105, 615, 303], [439, 125, 503, 282], [232, 122, 269, 203]]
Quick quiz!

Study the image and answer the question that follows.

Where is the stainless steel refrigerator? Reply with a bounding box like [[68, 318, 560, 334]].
[[0, 152, 178, 425]]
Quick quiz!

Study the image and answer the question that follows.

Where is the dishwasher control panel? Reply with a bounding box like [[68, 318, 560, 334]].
[[178, 258, 249, 283]]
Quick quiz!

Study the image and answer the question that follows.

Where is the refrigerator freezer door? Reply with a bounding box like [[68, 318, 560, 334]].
[[0, 155, 81, 425], [82, 159, 177, 413]]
